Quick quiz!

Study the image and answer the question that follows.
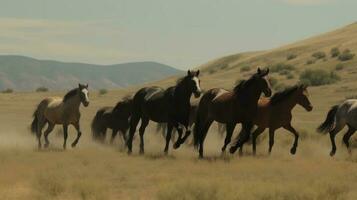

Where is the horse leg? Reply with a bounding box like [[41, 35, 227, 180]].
[[71, 122, 82, 148], [138, 117, 149, 154], [36, 118, 46, 149], [110, 129, 118, 144], [43, 123, 55, 148], [164, 123, 174, 154], [221, 123, 236, 153], [282, 124, 300, 155], [268, 129, 276, 154], [100, 128, 107, 143], [198, 120, 213, 159], [63, 124, 68, 149], [342, 125, 356, 155], [173, 123, 184, 149], [329, 124, 344, 156], [127, 114, 140, 154], [252, 127, 265, 156], [229, 122, 253, 154]]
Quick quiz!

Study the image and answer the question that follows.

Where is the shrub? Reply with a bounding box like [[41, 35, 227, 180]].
[[36, 87, 49, 92], [268, 77, 278, 88], [299, 69, 340, 86], [274, 83, 287, 91], [312, 51, 326, 59], [286, 74, 294, 79], [338, 49, 355, 61], [99, 89, 108, 95], [330, 47, 340, 58], [335, 63, 344, 71], [278, 70, 291, 76], [240, 65, 251, 72], [306, 59, 315, 65], [286, 54, 297, 60], [220, 64, 229, 70], [2, 88, 13, 93], [269, 63, 295, 73]]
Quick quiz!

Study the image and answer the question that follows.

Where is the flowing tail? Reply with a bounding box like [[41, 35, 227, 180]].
[[30, 100, 47, 135], [193, 112, 202, 149], [91, 109, 106, 141], [30, 110, 39, 135], [317, 105, 339, 134]]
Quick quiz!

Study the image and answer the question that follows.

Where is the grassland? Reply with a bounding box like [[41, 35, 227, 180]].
[[1, 23, 357, 200]]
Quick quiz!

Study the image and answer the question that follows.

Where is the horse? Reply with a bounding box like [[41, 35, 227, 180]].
[[237, 84, 313, 155], [193, 68, 272, 158], [30, 84, 90, 149], [91, 96, 133, 144], [317, 99, 357, 156], [126, 70, 201, 154]]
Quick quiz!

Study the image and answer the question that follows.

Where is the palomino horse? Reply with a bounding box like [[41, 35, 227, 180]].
[[194, 68, 272, 158], [127, 70, 201, 154], [238, 84, 313, 155], [91, 96, 133, 144], [318, 99, 357, 156], [30, 84, 90, 149]]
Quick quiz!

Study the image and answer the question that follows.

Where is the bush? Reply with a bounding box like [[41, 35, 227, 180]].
[[99, 89, 108, 95], [240, 65, 251, 72], [299, 69, 340, 86], [36, 87, 49, 92], [274, 83, 287, 91], [286, 54, 297, 60], [338, 49, 355, 61], [2, 88, 13, 93], [330, 47, 340, 58], [269, 63, 295, 73], [286, 74, 294, 79], [278, 70, 291, 76], [335, 63, 344, 71], [312, 51, 326, 59], [306, 59, 315, 65], [268, 77, 278, 88]]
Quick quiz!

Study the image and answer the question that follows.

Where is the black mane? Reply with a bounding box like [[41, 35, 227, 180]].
[[233, 74, 258, 96], [113, 96, 132, 110], [63, 88, 78, 102], [270, 85, 299, 105]]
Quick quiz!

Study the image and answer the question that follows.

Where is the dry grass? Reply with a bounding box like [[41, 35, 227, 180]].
[[1, 23, 357, 199]]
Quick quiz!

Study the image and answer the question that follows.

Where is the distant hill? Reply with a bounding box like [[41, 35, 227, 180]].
[[0, 55, 181, 91]]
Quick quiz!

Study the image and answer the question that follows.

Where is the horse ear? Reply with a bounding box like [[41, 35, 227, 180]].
[[257, 67, 261, 74], [78, 83, 82, 89], [187, 70, 192, 76], [85, 84, 89, 88], [196, 70, 200, 76]]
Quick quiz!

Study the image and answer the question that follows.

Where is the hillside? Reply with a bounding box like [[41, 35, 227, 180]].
[[197, 22, 357, 90], [0, 55, 181, 91]]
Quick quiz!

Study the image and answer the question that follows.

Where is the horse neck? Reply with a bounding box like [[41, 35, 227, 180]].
[[237, 86, 262, 107], [275, 94, 298, 112], [63, 94, 81, 111], [174, 83, 191, 105]]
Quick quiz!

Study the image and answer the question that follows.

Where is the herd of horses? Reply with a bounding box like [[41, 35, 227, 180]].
[[29, 68, 357, 158]]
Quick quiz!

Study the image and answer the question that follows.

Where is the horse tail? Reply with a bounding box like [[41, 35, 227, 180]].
[[91, 109, 105, 141], [30, 110, 38, 135], [30, 100, 47, 135], [317, 105, 339, 134], [193, 111, 201, 149]]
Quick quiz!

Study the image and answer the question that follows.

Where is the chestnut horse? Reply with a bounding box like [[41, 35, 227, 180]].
[[127, 70, 201, 154], [194, 68, 272, 158], [238, 84, 313, 155]]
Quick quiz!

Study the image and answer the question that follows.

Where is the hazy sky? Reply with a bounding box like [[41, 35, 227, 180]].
[[0, 0, 356, 69]]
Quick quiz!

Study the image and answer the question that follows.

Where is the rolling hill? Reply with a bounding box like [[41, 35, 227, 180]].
[[0, 55, 181, 91]]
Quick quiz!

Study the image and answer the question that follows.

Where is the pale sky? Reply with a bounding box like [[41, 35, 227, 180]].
[[0, 0, 356, 69]]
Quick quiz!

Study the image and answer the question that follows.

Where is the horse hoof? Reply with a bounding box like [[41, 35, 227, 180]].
[[44, 143, 49, 148], [127, 150, 132, 155], [290, 148, 297, 155], [330, 151, 336, 157], [139, 150, 144, 155], [173, 142, 181, 149], [229, 147, 237, 154]]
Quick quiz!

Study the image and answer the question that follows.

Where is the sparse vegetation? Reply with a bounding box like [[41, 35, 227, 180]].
[[312, 51, 326, 59], [286, 74, 294, 79], [240, 65, 251, 72], [335, 63, 344, 71], [274, 82, 288, 91], [306, 59, 315, 65], [269, 76, 278, 88], [36, 87, 49, 92], [269, 63, 295, 73], [2, 88, 13, 93], [286, 54, 297, 60], [299, 69, 340, 86], [338, 49, 355, 61], [99, 89, 108, 95], [330, 47, 340, 58]]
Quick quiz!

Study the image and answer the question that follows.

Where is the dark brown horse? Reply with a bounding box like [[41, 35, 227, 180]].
[[91, 97, 133, 144], [194, 68, 272, 158], [238, 84, 313, 155], [127, 70, 201, 154]]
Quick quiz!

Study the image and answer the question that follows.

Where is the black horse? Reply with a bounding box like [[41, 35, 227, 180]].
[[127, 70, 202, 154], [91, 97, 133, 144]]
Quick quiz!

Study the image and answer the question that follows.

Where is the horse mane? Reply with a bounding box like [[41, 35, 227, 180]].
[[270, 85, 299, 105], [63, 88, 78, 102], [113, 95, 133, 111], [233, 74, 257, 96]]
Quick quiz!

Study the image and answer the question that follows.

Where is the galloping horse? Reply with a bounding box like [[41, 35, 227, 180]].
[[238, 84, 313, 155], [194, 68, 272, 158], [91, 96, 133, 144], [30, 84, 90, 149], [127, 70, 201, 154], [318, 99, 357, 156]]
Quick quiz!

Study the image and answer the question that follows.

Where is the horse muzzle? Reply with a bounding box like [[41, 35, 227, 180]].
[[194, 91, 201, 98], [264, 89, 272, 97], [83, 101, 90, 107], [306, 105, 313, 112]]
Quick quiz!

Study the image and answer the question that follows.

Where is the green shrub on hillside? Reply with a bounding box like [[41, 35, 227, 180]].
[[269, 63, 295, 73], [286, 74, 294, 79], [330, 47, 340, 58], [312, 51, 326, 59], [274, 83, 288, 91], [240, 65, 251, 72], [338, 49, 355, 61], [36, 87, 49, 92], [335, 63, 344, 71], [299, 69, 340, 86], [2, 88, 13, 93], [99, 89, 108, 95], [306, 59, 315, 65], [286, 54, 297, 60], [268, 76, 278, 88]]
